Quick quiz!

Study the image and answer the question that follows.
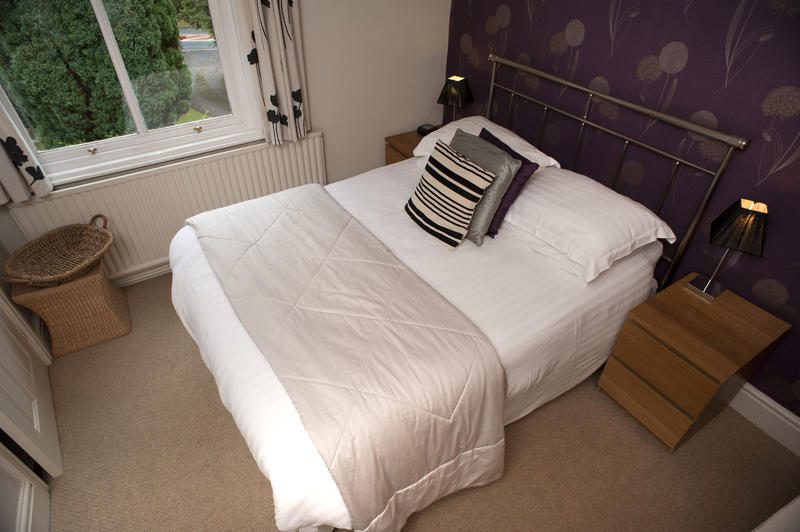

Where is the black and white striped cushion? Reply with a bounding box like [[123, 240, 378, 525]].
[[405, 140, 495, 248]]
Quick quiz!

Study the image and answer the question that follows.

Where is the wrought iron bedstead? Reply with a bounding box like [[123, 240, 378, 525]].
[[485, 54, 749, 289]]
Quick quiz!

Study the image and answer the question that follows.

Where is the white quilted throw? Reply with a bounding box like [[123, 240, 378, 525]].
[[187, 184, 505, 531]]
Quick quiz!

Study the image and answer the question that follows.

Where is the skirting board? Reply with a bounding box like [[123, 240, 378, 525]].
[[754, 494, 800, 532], [729, 383, 800, 457], [110, 258, 171, 287]]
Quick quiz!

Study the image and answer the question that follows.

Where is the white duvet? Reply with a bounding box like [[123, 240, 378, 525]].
[[170, 158, 660, 531], [184, 183, 505, 531]]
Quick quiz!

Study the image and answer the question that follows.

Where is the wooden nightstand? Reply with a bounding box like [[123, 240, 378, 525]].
[[385, 130, 424, 165], [598, 273, 790, 452]]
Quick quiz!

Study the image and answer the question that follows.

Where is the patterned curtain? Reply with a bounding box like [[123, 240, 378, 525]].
[[0, 107, 51, 205], [249, 0, 309, 146]]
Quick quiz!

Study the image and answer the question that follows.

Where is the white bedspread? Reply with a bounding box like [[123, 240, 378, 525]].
[[171, 225, 350, 532], [170, 158, 660, 530], [184, 184, 504, 531]]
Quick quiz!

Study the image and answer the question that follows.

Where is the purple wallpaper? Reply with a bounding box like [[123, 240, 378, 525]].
[[445, 0, 800, 414]]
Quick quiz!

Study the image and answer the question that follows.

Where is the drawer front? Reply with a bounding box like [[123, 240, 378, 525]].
[[599, 357, 693, 450], [613, 320, 719, 419], [385, 144, 407, 165]]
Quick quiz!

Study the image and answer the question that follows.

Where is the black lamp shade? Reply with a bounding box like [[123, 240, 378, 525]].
[[710, 199, 767, 257], [437, 75, 473, 108]]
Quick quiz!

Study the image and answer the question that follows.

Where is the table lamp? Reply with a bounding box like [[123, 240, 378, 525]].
[[688, 198, 767, 299], [437, 75, 473, 122]]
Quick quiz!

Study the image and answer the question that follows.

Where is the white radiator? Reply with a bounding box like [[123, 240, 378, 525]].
[[8, 133, 326, 285]]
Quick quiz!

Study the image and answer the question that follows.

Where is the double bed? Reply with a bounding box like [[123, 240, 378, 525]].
[[169, 55, 748, 531]]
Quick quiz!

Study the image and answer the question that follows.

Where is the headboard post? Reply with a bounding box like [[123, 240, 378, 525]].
[[659, 145, 737, 289], [609, 141, 630, 190], [486, 60, 499, 120], [506, 93, 516, 126], [536, 107, 549, 147], [655, 161, 682, 215], [571, 93, 595, 170]]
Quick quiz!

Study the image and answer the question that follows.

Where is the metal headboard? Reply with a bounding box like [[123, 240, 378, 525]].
[[486, 54, 749, 289]]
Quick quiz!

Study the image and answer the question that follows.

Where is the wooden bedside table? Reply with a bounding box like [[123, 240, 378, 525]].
[[598, 273, 790, 452], [385, 130, 424, 165]]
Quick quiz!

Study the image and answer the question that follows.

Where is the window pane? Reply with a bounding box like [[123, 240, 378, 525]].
[[178, 24, 233, 122], [0, 0, 136, 150], [102, 0, 232, 131]]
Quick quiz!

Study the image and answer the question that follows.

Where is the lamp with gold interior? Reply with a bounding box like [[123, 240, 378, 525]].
[[437, 75, 473, 121], [688, 198, 767, 299]]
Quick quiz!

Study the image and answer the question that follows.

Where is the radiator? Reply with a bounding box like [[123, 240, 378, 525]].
[[8, 133, 326, 285]]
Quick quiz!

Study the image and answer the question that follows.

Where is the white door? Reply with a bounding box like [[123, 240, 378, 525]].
[[0, 290, 63, 477], [0, 443, 49, 532]]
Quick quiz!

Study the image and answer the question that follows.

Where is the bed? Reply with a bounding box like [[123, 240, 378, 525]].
[[169, 55, 748, 532]]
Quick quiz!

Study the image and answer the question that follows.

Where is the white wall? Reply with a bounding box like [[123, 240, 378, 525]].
[[300, 0, 451, 182]]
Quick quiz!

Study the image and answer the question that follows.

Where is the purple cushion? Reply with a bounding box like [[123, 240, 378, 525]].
[[479, 128, 540, 237]]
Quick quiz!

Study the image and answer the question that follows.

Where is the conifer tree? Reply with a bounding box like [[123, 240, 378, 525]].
[[0, 0, 192, 149]]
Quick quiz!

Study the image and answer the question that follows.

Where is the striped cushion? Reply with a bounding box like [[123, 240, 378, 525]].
[[405, 140, 496, 248]]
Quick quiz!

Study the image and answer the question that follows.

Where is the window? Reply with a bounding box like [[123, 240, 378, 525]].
[[0, 0, 263, 185]]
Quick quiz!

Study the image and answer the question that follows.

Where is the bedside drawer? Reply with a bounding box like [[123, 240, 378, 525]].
[[599, 357, 692, 450], [613, 320, 718, 419], [385, 130, 424, 165], [386, 144, 407, 165]]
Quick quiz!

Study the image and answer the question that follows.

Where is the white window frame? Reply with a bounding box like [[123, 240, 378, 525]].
[[0, 0, 264, 186]]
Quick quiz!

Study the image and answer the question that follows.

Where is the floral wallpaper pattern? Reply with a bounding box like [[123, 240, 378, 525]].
[[445, 0, 800, 414]]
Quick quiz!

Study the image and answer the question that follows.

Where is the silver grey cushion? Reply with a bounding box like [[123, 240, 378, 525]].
[[449, 128, 522, 246]]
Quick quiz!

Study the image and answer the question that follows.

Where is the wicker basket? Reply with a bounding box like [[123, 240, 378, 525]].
[[12, 261, 131, 356], [2, 215, 113, 287]]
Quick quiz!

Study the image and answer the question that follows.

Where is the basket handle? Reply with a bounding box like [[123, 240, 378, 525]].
[[0, 276, 41, 286], [0, 276, 26, 284], [89, 214, 108, 228]]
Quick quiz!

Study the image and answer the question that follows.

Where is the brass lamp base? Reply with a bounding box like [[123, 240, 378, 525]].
[[687, 274, 726, 300]]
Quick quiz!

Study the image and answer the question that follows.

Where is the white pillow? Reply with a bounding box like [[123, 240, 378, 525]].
[[503, 167, 675, 283], [502, 224, 590, 281], [413, 115, 561, 169], [503, 224, 664, 283]]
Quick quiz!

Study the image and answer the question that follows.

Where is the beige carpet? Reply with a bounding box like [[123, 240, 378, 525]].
[[49, 274, 800, 531]]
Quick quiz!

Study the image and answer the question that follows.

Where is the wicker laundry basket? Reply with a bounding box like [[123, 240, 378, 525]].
[[2, 215, 112, 286], [3, 215, 130, 356], [11, 262, 131, 356]]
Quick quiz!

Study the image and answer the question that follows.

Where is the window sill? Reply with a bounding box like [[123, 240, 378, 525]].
[[4, 131, 322, 204]]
